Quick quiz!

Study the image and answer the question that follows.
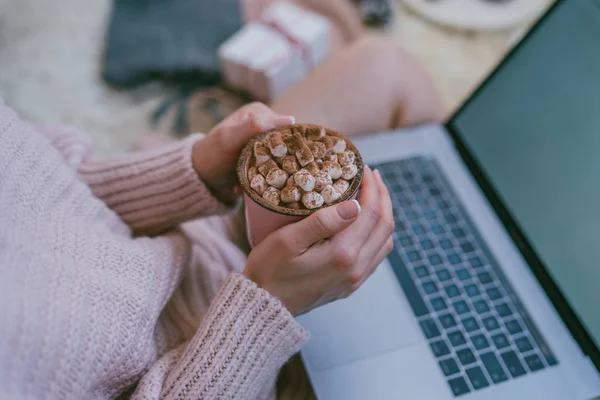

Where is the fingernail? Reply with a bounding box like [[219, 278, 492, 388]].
[[275, 115, 295, 125], [374, 169, 382, 182], [337, 199, 361, 220]]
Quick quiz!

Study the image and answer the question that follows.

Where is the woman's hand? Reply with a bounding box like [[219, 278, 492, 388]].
[[192, 102, 295, 203], [243, 166, 395, 316]]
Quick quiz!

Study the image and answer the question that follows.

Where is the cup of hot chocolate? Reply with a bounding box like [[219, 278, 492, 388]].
[[237, 124, 364, 247]]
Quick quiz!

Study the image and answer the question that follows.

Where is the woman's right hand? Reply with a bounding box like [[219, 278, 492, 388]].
[[243, 166, 395, 316]]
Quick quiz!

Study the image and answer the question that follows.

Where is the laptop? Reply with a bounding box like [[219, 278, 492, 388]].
[[297, 1, 600, 398]]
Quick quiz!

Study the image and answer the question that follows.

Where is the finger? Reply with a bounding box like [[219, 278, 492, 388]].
[[328, 166, 381, 250], [364, 237, 394, 283], [221, 105, 295, 150], [279, 199, 362, 253], [355, 169, 395, 264]]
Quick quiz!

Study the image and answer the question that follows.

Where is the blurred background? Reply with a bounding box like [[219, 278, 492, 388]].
[[0, 0, 554, 156]]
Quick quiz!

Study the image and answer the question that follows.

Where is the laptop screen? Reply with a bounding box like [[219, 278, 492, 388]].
[[451, 0, 600, 349]]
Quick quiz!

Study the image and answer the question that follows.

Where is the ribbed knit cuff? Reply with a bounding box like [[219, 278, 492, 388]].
[[79, 134, 231, 235], [162, 273, 309, 399]]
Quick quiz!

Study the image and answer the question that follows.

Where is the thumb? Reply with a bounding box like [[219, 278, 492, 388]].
[[224, 113, 295, 151], [283, 200, 362, 251]]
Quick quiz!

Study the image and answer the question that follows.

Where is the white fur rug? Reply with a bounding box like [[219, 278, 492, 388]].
[[0, 0, 545, 157], [0, 0, 169, 156]]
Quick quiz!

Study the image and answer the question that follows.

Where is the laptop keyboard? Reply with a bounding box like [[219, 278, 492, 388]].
[[374, 156, 558, 397]]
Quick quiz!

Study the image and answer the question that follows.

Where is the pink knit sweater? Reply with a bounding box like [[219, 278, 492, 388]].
[[0, 102, 311, 399]]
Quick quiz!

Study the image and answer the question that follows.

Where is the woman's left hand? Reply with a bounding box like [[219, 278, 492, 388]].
[[192, 102, 295, 203]]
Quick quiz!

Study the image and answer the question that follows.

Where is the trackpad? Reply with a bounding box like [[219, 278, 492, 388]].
[[298, 260, 422, 372]]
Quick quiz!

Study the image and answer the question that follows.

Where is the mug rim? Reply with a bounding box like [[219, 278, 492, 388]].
[[237, 124, 364, 217]]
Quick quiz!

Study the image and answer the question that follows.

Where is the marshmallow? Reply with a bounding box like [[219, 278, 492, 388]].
[[282, 155, 300, 174], [306, 126, 326, 140], [258, 159, 278, 177], [285, 201, 301, 209], [307, 141, 326, 159], [284, 132, 305, 154], [333, 179, 350, 195], [314, 170, 333, 192], [316, 159, 324, 169], [302, 191, 324, 209], [247, 166, 260, 182], [254, 142, 271, 166], [294, 169, 316, 192], [293, 125, 306, 136], [266, 168, 288, 189], [319, 136, 335, 153], [296, 144, 315, 167], [332, 137, 347, 153], [305, 161, 320, 176], [267, 131, 287, 157], [274, 155, 286, 166], [286, 175, 296, 187], [281, 186, 301, 203], [338, 150, 355, 167], [280, 129, 292, 139], [323, 153, 337, 163], [341, 164, 358, 180], [322, 161, 342, 180], [262, 187, 281, 206], [321, 184, 341, 204], [250, 175, 268, 195]]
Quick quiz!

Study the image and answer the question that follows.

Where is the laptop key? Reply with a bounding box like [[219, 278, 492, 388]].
[[420, 239, 434, 250], [477, 271, 493, 284], [487, 287, 502, 300], [457, 348, 477, 366], [501, 351, 527, 377], [524, 354, 545, 372], [452, 227, 467, 239], [481, 352, 509, 383], [448, 330, 467, 347], [422, 281, 439, 295], [439, 239, 453, 250], [439, 358, 460, 376], [453, 300, 470, 315], [436, 268, 451, 281], [473, 300, 490, 314], [406, 251, 422, 262], [448, 377, 471, 397], [430, 297, 447, 311], [444, 284, 461, 298], [495, 303, 513, 317], [431, 340, 451, 357], [447, 253, 461, 265], [428, 254, 443, 265], [420, 319, 441, 339], [483, 316, 500, 331], [460, 241, 475, 254], [492, 333, 510, 349], [439, 314, 457, 329], [471, 334, 490, 350], [456, 269, 471, 281], [469, 256, 484, 268], [515, 337, 534, 353], [466, 366, 490, 390], [464, 284, 480, 297], [505, 319, 523, 335], [414, 266, 430, 278], [546, 355, 558, 366], [462, 317, 479, 332]]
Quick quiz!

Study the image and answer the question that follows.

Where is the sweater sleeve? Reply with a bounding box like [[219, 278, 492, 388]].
[[76, 134, 232, 235], [131, 273, 310, 400]]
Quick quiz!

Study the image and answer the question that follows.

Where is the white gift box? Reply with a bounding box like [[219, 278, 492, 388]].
[[218, 2, 331, 102]]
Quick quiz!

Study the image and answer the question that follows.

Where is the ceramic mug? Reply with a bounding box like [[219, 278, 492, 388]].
[[237, 124, 364, 248]]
